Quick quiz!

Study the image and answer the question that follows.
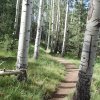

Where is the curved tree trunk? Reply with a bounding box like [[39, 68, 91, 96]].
[[16, 0, 33, 81], [61, 0, 69, 57], [73, 0, 100, 99], [33, 0, 43, 60]]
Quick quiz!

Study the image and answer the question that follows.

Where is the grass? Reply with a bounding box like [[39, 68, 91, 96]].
[[65, 56, 80, 67], [0, 44, 100, 100], [0, 45, 65, 100], [91, 57, 100, 100]]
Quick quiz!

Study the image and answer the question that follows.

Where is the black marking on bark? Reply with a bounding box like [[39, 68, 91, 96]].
[[82, 50, 90, 53], [94, 19, 100, 28], [23, 11, 27, 12], [82, 56, 86, 59], [87, 36, 92, 72], [27, 30, 30, 32], [25, 3, 30, 6]]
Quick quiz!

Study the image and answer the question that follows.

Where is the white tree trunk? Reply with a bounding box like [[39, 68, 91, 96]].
[[74, 0, 100, 99], [51, 0, 55, 52], [46, 19, 51, 51], [58, 0, 60, 34], [51, 0, 54, 35], [46, 0, 51, 51], [16, 0, 33, 81], [46, 0, 50, 51], [56, 0, 60, 34], [14, 0, 21, 35], [54, 0, 60, 53], [61, 0, 69, 56], [34, 0, 43, 59]]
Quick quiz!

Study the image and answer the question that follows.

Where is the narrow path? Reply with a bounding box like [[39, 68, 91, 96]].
[[50, 57, 79, 100]]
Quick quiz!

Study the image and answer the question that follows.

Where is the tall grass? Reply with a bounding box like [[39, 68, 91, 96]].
[[91, 57, 100, 100], [0, 46, 65, 100]]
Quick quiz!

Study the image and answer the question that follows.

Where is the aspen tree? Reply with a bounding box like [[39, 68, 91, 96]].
[[61, 0, 69, 56], [73, 0, 100, 99], [16, 0, 33, 81], [55, 0, 60, 35], [46, 0, 51, 51], [46, 23, 51, 51], [34, 0, 43, 59], [51, 0, 55, 52], [14, 0, 21, 35], [54, 0, 60, 53]]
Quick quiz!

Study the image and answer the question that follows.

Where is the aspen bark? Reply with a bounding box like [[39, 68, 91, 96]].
[[14, 0, 21, 35], [56, 0, 60, 34], [58, 0, 60, 34], [46, 22, 51, 51], [16, 0, 33, 81], [46, 0, 51, 51], [61, 0, 69, 56], [34, 0, 43, 59], [51, 0, 55, 52], [73, 0, 100, 99], [54, 0, 60, 53]]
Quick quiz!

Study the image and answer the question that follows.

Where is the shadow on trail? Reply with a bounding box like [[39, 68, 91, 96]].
[[59, 86, 76, 89], [61, 80, 77, 83], [52, 93, 68, 98]]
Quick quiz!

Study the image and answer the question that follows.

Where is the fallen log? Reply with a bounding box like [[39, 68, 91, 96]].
[[0, 70, 21, 76]]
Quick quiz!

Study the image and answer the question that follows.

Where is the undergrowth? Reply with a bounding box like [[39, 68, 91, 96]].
[[0, 45, 65, 100], [0, 44, 100, 100], [91, 57, 100, 100]]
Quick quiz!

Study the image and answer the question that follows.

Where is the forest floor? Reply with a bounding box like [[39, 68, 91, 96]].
[[0, 45, 99, 100], [49, 57, 79, 100], [0, 47, 66, 100]]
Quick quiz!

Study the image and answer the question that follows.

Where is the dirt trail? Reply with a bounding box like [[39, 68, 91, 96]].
[[50, 57, 79, 100]]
